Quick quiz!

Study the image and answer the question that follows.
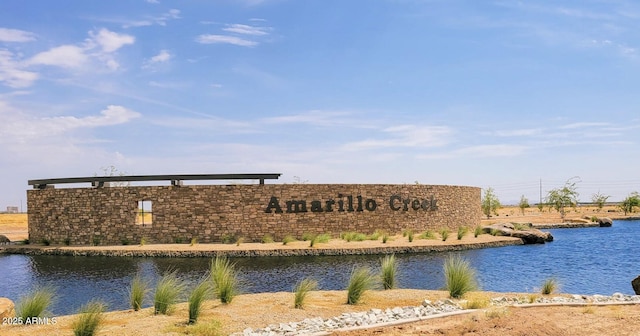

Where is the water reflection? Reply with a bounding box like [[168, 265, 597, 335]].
[[0, 220, 638, 315]]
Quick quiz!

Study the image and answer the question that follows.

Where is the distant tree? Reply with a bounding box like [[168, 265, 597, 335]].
[[591, 191, 610, 211], [619, 192, 640, 215], [545, 177, 580, 219], [481, 187, 501, 219], [518, 195, 530, 215], [537, 202, 545, 213], [96, 165, 129, 187]]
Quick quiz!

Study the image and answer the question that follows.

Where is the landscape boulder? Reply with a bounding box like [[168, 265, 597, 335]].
[[483, 223, 553, 244], [0, 298, 15, 319], [632, 276, 640, 295], [598, 217, 613, 227], [0, 234, 10, 244]]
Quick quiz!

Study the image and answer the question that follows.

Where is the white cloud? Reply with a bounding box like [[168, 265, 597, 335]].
[[28, 45, 89, 68], [418, 144, 529, 159], [263, 110, 353, 127], [559, 122, 610, 129], [343, 125, 452, 151], [89, 28, 135, 53], [223, 24, 270, 36], [492, 128, 542, 137], [195, 34, 257, 47], [150, 50, 171, 63], [0, 50, 39, 87], [0, 27, 36, 42], [146, 0, 159, 3]]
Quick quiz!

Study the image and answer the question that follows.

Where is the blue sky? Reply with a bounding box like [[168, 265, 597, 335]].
[[1, 0, 640, 209]]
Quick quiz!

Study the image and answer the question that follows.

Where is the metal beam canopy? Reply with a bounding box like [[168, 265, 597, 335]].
[[28, 173, 282, 189]]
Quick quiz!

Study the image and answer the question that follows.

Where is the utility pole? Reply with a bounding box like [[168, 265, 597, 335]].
[[539, 179, 542, 205]]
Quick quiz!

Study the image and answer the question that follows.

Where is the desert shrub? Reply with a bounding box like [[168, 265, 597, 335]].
[[590, 216, 598, 222], [282, 235, 295, 245], [129, 273, 148, 311], [380, 254, 397, 290], [440, 228, 450, 241], [457, 227, 468, 240], [92, 236, 101, 246], [443, 254, 478, 298], [190, 238, 198, 246], [40, 238, 50, 246], [367, 230, 383, 240], [16, 286, 56, 319], [382, 233, 390, 244], [154, 271, 185, 315], [174, 237, 184, 244], [210, 256, 240, 304], [462, 293, 490, 309], [489, 228, 501, 236], [221, 234, 235, 244], [139, 237, 146, 246], [121, 238, 130, 245], [512, 223, 529, 231], [301, 233, 314, 241], [188, 277, 212, 324], [261, 234, 274, 244], [541, 278, 559, 295], [419, 230, 436, 239], [293, 277, 318, 309], [63, 237, 71, 246], [485, 307, 509, 319], [474, 226, 483, 238], [346, 266, 376, 304], [72, 300, 106, 336], [407, 230, 414, 242], [342, 232, 367, 242], [316, 233, 331, 243], [235, 237, 244, 246]]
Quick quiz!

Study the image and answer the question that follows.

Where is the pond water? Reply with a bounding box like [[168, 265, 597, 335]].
[[1, 220, 638, 315]]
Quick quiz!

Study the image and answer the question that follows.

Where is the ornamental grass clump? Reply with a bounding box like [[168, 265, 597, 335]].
[[16, 286, 56, 320], [188, 277, 212, 324], [293, 277, 318, 309], [440, 228, 450, 241], [419, 230, 436, 239], [210, 256, 240, 304], [541, 278, 559, 295], [474, 226, 483, 238], [457, 227, 468, 240], [444, 254, 478, 298], [407, 230, 414, 242], [346, 266, 376, 304], [129, 273, 149, 311], [154, 271, 186, 315], [380, 254, 397, 290], [282, 235, 295, 245], [72, 300, 106, 336]]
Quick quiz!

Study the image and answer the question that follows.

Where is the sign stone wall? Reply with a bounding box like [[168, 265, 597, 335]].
[[28, 184, 481, 246]]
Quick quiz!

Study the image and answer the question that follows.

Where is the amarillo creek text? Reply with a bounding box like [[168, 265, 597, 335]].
[[265, 195, 438, 214]]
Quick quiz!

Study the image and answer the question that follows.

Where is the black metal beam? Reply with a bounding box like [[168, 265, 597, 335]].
[[28, 173, 282, 188]]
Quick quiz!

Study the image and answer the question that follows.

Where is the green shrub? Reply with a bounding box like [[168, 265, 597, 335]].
[[301, 233, 314, 241], [121, 238, 130, 246], [341, 232, 367, 242], [188, 277, 212, 324], [129, 273, 148, 311], [40, 238, 50, 246], [457, 227, 468, 240], [282, 235, 295, 245], [474, 226, 483, 238], [261, 234, 274, 244], [407, 230, 414, 242], [316, 233, 331, 243], [444, 254, 478, 298], [367, 230, 383, 240], [419, 230, 436, 239], [221, 234, 235, 244], [154, 271, 185, 315], [92, 236, 101, 246], [489, 228, 501, 236], [210, 256, 240, 304], [72, 300, 106, 336], [590, 216, 598, 222], [174, 237, 184, 244], [190, 238, 198, 246], [346, 266, 376, 304], [440, 228, 450, 241], [235, 237, 244, 246], [541, 278, 559, 295], [382, 233, 389, 244], [293, 277, 318, 309], [380, 254, 397, 290], [512, 223, 529, 231], [139, 237, 146, 246], [63, 237, 71, 246], [16, 286, 56, 320]]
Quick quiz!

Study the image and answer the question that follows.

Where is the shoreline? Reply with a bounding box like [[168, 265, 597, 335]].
[[0, 236, 523, 258]]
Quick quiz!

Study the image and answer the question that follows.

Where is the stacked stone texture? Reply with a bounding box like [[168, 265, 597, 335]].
[[28, 184, 481, 246]]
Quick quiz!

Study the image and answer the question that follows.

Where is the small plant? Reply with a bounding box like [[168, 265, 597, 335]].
[[485, 307, 509, 319], [590, 216, 598, 222], [462, 293, 490, 309], [293, 277, 318, 309], [154, 271, 186, 315], [301, 232, 314, 241], [528, 294, 539, 303], [541, 278, 559, 295], [309, 235, 317, 247], [582, 305, 595, 314], [92, 236, 101, 246], [188, 277, 212, 324], [316, 233, 331, 243], [190, 237, 198, 246], [261, 234, 274, 244], [16, 286, 56, 320], [512, 222, 529, 231], [474, 226, 483, 238], [282, 235, 295, 245], [235, 237, 244, 246], [63, 237, 71, 246], [72, 300, 106, 336], [457, 227, 467, 240], [40, 238, 50, 246], [174, 237, 184, 244], [139, 237, 146, 246], [419, 230, 436, 239], [346, 266, 376, 304], [221, 233, 235, 244], [367, 230, 382, 240], [380, 254, 397, 290], [121, 238, 130, 245], [440, 228, 450, 241], [489, 228, 501, 236], [443, 254, 478, 298], [407, 230, 414, 242], [382, 233, 389, 244], [129, 273, 148, 311], [402, 229, 409, 237], [210, 256, 240, 304]]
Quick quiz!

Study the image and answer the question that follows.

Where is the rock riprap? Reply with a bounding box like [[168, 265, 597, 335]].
[[632, 275, 640, 295], [234, 294, 640, 335], [483, 223, 553, 244]]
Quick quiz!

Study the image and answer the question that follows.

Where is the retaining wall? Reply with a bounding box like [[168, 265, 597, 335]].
[[28, 184, 481, 245]]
